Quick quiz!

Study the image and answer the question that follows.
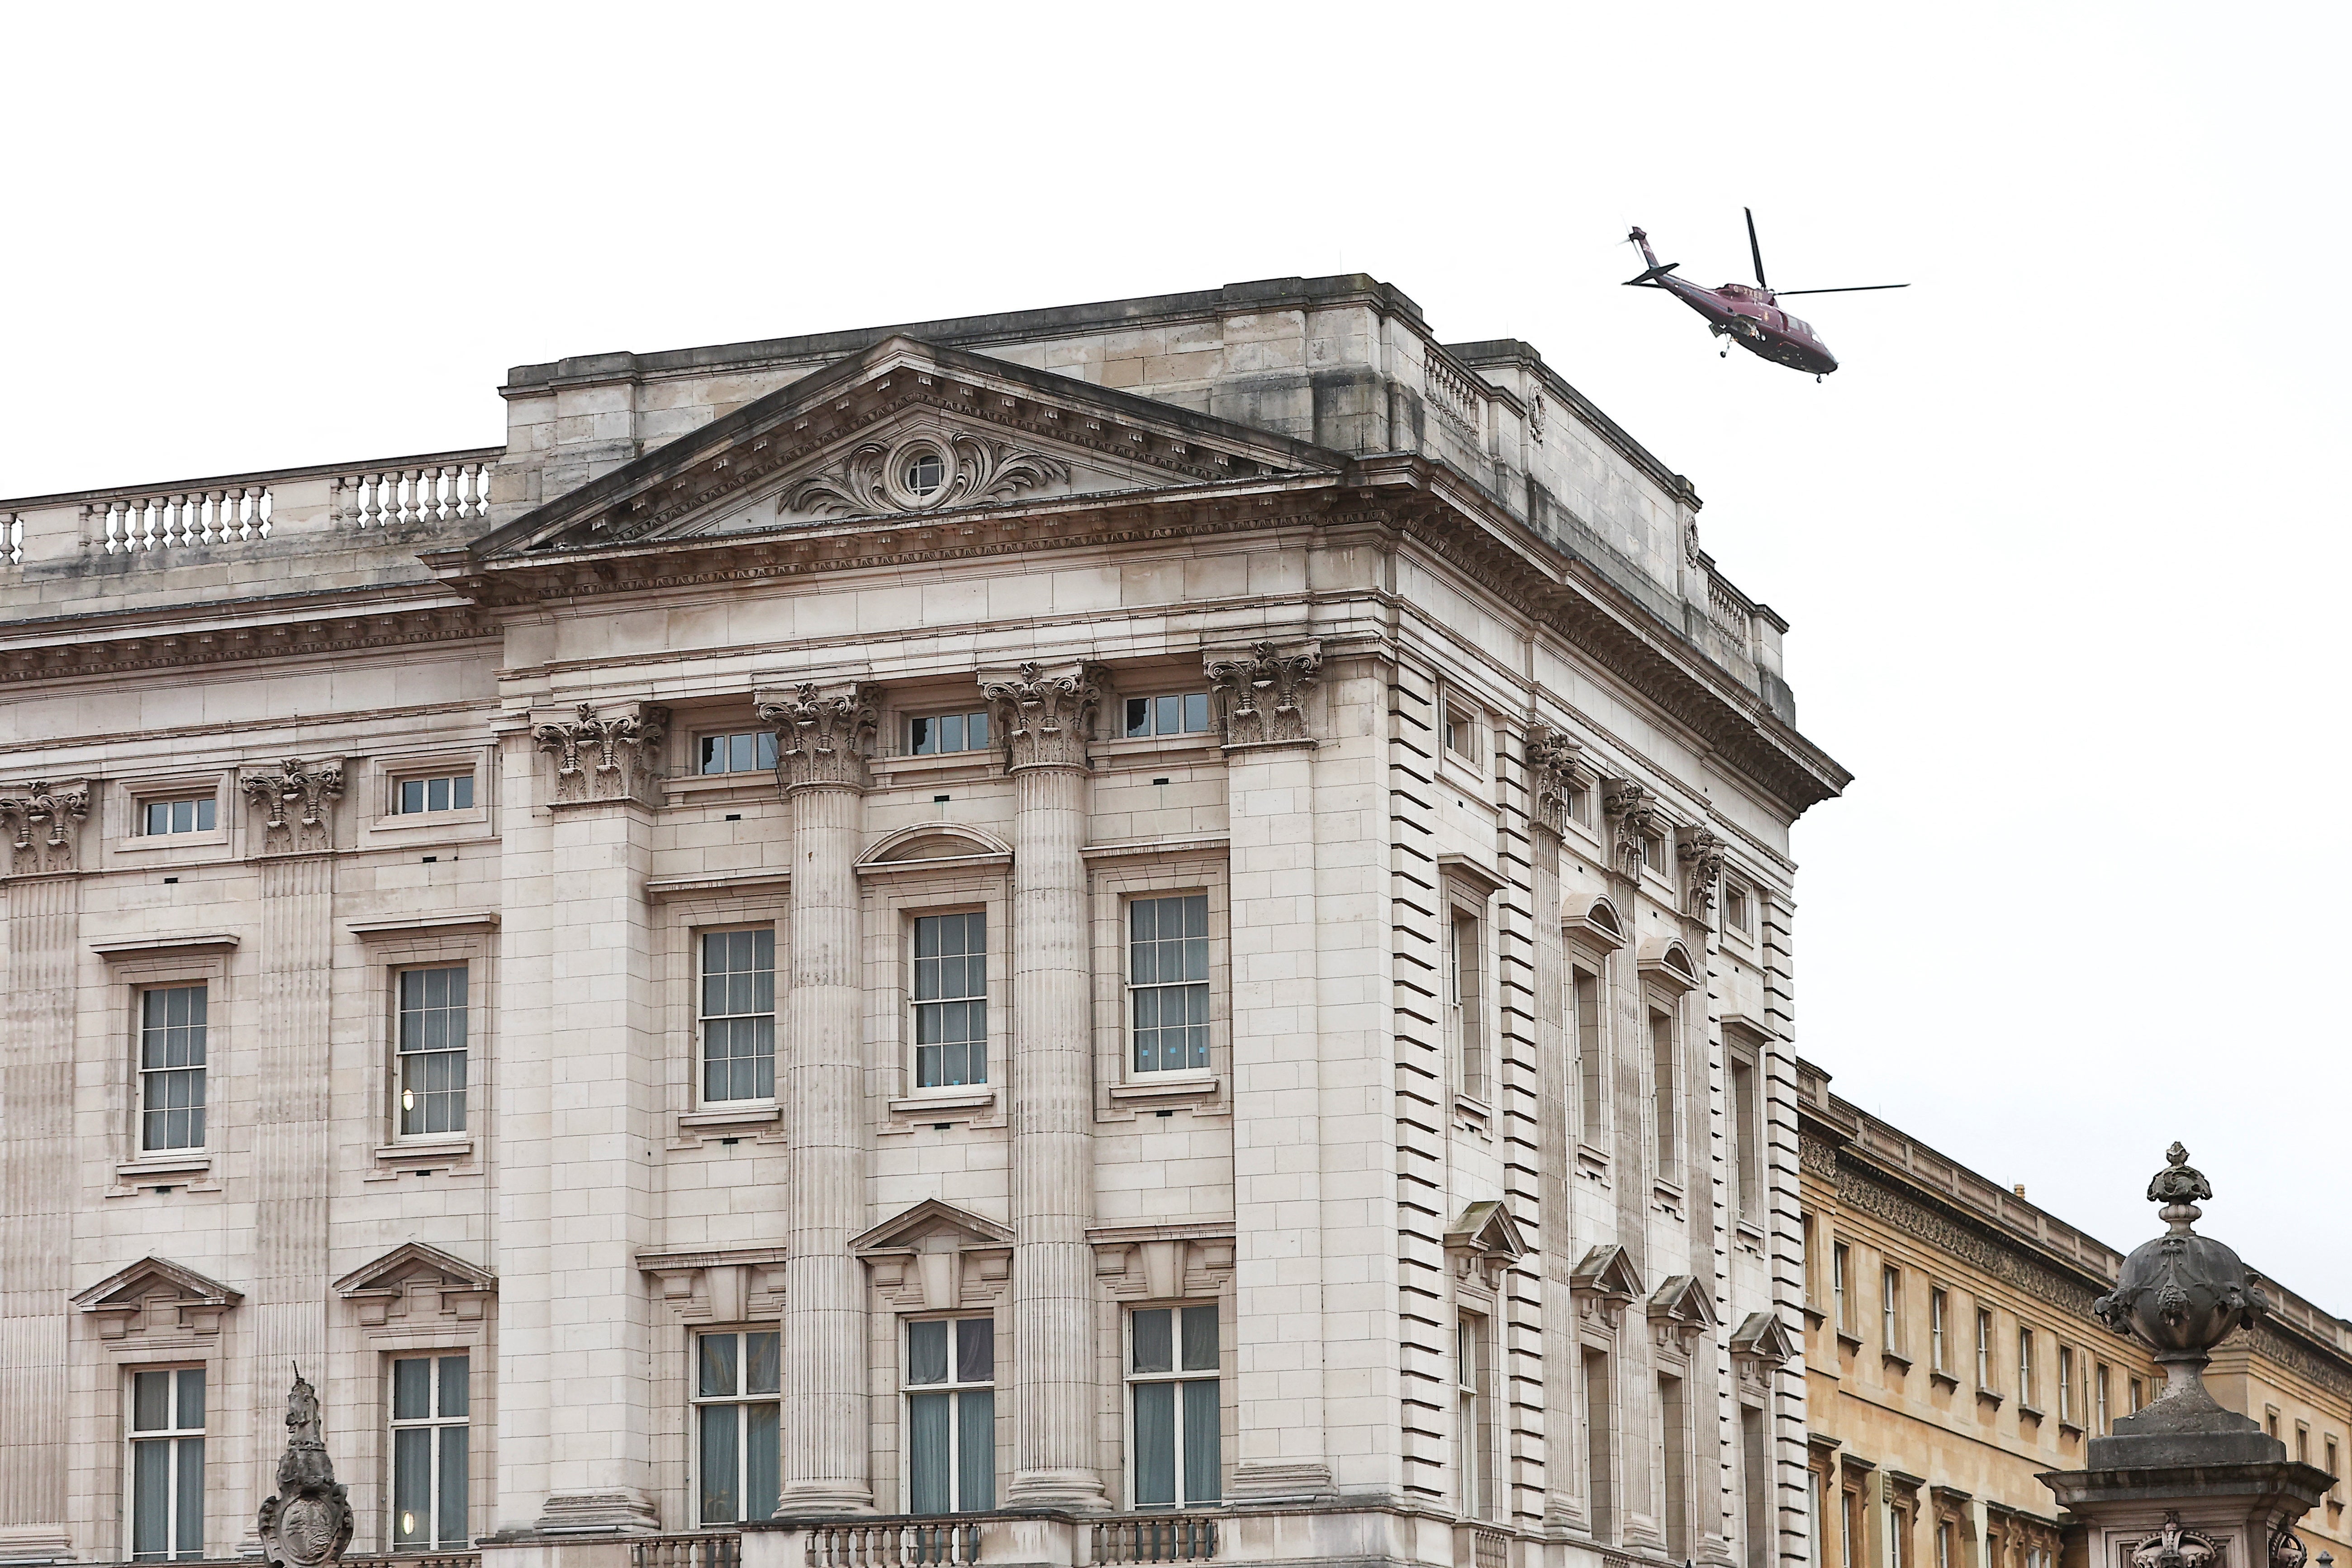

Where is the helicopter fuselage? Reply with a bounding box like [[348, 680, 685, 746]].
[[1652, 276, 1838, 375]]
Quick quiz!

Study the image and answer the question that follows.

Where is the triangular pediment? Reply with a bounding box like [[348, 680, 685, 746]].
[[851, 1197, 1014, 1255], [331, 1240, 496, 1298], [1444, 1200, 1530, 1261], [1730, 1310, 1799, 1365], [1647, 1273, 1721, 1330], [72, 1255, 242, 1313], [475, 337, 1347, 559], [1568, 1244, 1643, 1302]]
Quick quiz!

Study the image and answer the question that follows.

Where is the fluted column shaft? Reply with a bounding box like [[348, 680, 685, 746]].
[[1007, 756, 1104, 1505], [1, 874, 76, 1550], [781, 779, 872, 1511]]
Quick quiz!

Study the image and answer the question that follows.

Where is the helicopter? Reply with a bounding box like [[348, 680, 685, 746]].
[[1624, 209, 1906, 379]]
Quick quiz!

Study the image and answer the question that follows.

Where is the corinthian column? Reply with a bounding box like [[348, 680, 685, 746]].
[[759, 684, 879, 1514], [983, 661, 1109, 1509]]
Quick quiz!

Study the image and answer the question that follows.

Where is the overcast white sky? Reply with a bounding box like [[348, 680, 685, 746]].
[[5, 6, 2345, 1305]]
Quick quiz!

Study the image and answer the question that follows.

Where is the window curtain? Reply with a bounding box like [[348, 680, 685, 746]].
[[1133, 1383, 1175, 1506]]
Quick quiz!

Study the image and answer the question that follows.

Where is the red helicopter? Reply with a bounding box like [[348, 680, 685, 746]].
[[1625, 209, 1907, 378]]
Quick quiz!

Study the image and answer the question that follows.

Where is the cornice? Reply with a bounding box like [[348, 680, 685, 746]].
[[0, 601, 494, 687]]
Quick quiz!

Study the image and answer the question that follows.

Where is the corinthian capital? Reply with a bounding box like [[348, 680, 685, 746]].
[[532, 702, 670, 807], [0, 778, 91, 875], [1677, 825, 1726, 915], [1525, 723, 1587, 838], [1204, 640, 1321, 748], [756, 683, 879, 793], [1601, 777, 1664, 880], [981, 661, 1103, 771], [240, 757, 345, 853]]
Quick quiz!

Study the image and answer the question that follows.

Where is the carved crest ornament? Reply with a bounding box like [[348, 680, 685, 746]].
[[2130, 1515, 2219, 1568], [981, 661, 1104, 771], [1204, 641, 1321, 747], [0, 777, 90, 873], [784, 432, 1072, 518], [756, 683, 879, 793], [255, 1367, 352, 1568], [532, 702, 670, 805]]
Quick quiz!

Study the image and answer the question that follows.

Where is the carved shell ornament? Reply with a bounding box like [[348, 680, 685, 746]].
[[784, 432, 1072, 518]]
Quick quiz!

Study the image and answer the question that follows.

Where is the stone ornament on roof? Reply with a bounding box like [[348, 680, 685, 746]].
[[255, 1365, 352, 1568]]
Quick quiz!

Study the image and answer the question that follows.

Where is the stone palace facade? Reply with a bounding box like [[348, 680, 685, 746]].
[[0, 277, 1851, 1568]]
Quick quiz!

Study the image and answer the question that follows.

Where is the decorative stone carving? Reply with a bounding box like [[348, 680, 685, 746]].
[[1602, 777, 1665, 879], [853, 1200, 1016, 1311], [1569, 1244, 1643, 1330], [1730, 1310, 1800, 1393], [756, 682, 879, 794], [240, 758, 343, 853], [784, 431, 1072, 518], [1678, 823, 1726, 914], [1443, 1200, 1530, 1292], [2093, 1143, 2271, 1421], [255, 1368, 352, 1568], [532, 702, 669, 806], [70, 1255, 242, 1341], [2129, 1515, 2219, 1568], [0, 778, 90, 874], [2270, 1528, 2305, 1568], [331, 1242, 497, 1329], [981, 660, 1104, 771], [637, 1245, 788, 1325], [1204, 641, 1321, 748], [1647, 1273, 1721, 1359], [1093, 1234, 1238, 1302], [1525, 724, 1586, 836]]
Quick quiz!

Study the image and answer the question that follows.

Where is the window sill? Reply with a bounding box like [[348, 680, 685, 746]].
[[890, 1088, 997, 1114], [1929, 1369, 1960, 1392], [375, 1137, 475, 1161], [370, 808, 490, 833], [679, 1105, 781, 1129], [1574, 1141, 1611, 1167], [1976, 1387, 2005, 1408], [115, 831, 230, 854], [117, 1153, 212, 1179], [664, 772, 783, 801], [2059, 1419, 2086, 1438], [1882, 1350, 1914, 1376], [1108, 1076, 1220, 1106], [869, 751, 998, 781], [1802, 1304, 1828, 1329], [1453, 1091, 1493, 1129], [1734, 1218, 1766, 1243], [1088, 732, 1221, 766], [2018, 1403, 2045, 1424], [1835, 1329, 1864, 1352]]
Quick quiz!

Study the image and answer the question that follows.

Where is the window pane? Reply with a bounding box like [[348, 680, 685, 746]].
[[745, 1401, 779, 1523], [134, 1369, 172, 1431], [908, 1392, 952, 1513], [967, 711, 988, 748], [1133, 1382, 1175, 1506], [1126, 698, 1150, 738], [1156, 695, 1178, 736], [701, 736, 727, 774], [437, 1425, 469, 1546], [174, 1438, 204, 1558], [439, 1354, 470, 1419], [394, 1425, 433, 1544], [1182, 693, 1209, 733], [698, 1404, 741, 1524], [957, 1389, 995, 1511], [1180, 1306, 1219, 1372], [956, 1317, 994, 1383], [940, 713, 965, 752], [394, 1357, 432, 1420], [1182, 1378, 1221, 1502], [176, 1368, 204, 1430], [908, 1320, 949, 1385], [171, 799, 194, 833], [196, 798, 215, 831], [145, 801, 167, 835], [401, 779, 425, 813], [699, 1333, 739, 1398], [910, 716, 936, 755], [428, 776, 451, 812], [757, 731, 779, 770], [731, 733, 755, 773], [132, 1440, 169, 1558], [1132, 1309, 1172, 1374], [746, 1332, 780, 1396], [452, 774, 474, 809]]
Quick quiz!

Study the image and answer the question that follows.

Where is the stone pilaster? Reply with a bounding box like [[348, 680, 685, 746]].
[[1526, 725, 1583, 1528], [983, 661, 1109, 1509], [759, 684, 879, 1514], [0, 858, 78, 1558], [1207, 642, 1345, 1502], [1599, 776, 1663, 1545], [241, 773, 339, 1552]]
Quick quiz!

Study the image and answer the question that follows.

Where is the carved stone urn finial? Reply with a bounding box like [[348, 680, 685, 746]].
[[2091, 1144, 2269, 1429], [255, 1364, 352, 1568]]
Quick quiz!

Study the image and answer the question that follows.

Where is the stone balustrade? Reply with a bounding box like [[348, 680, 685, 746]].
[[753, 1513, 1222, 1568], [333, 457, 494, 528]]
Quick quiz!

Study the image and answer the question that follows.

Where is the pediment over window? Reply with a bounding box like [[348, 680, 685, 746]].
[[1638, 936, 1703, 994], [1564, 895, 1629, 951], [471, 336, 1345, 559], [853, 1199, 1015, 1311], [1730, 1310, 1801, 1392], [1568, 1244, 1644, 1329], [1647, 1273, 1722, 1359], [71, 1256, 242, 1340], [331, 1242, 497, 1327], [1444, 1200, 1530, 1290], [858, 823, 1015, 868]]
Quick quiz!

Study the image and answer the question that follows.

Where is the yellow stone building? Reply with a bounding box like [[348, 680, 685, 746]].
[[1796, 1060, 2352, 1568]]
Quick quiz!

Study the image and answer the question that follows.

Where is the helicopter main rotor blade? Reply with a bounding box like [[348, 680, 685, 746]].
[[1774, 284, 1911, 295], [1745, 207, 1768, 290]]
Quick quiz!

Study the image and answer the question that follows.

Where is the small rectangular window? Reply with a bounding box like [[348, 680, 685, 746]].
[[913, 912, 987, 1088], [2096, 1364, 2112, 1432], [698, 730, 780, 776], [1881, 1267, 1902, 1354], [2325, 1437, 2338, 1494], [1443, 706, 1475, 759], [1457, 1314, 1494, 1520], [1574, 966, 1605, 1148], [129, 1367, 205, 1562], [2058, 1345, 2076, 1423], [1123, 693, 1212, 739], [700, 929, 777, 1104], [142, 797, 217, 836], [1977, 1309, 1994, 1391], [1832, 1242, 1850, 1331], [139, 985, 209, 1152], [1937, 1521, 1954, 1568], [694, 1330, 779, 1525], [1448, 909, 1488, 1102], [1639, 832, 1664, 871], [1650, 1007, 1678, 1170], [1929, 1289, 1948, 1373], [390, 1353, 470, 1549], [395, 774, 477, 814], [2019, 1327, 2035, 1408], [2296, 1423, 2309, 1464], [908, 710, 991, 756], [2129, 1376, 2144, 1413], [1129, 895, 1209, 1074], [1130, 1305, 1220, 1508], [907, 1317, 995, 1513], [1725, 884, 1753, 934], [396, 967, 469, 1136]]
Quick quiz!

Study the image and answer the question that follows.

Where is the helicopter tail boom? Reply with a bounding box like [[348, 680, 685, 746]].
[[1623, 226, 1680, 286]]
